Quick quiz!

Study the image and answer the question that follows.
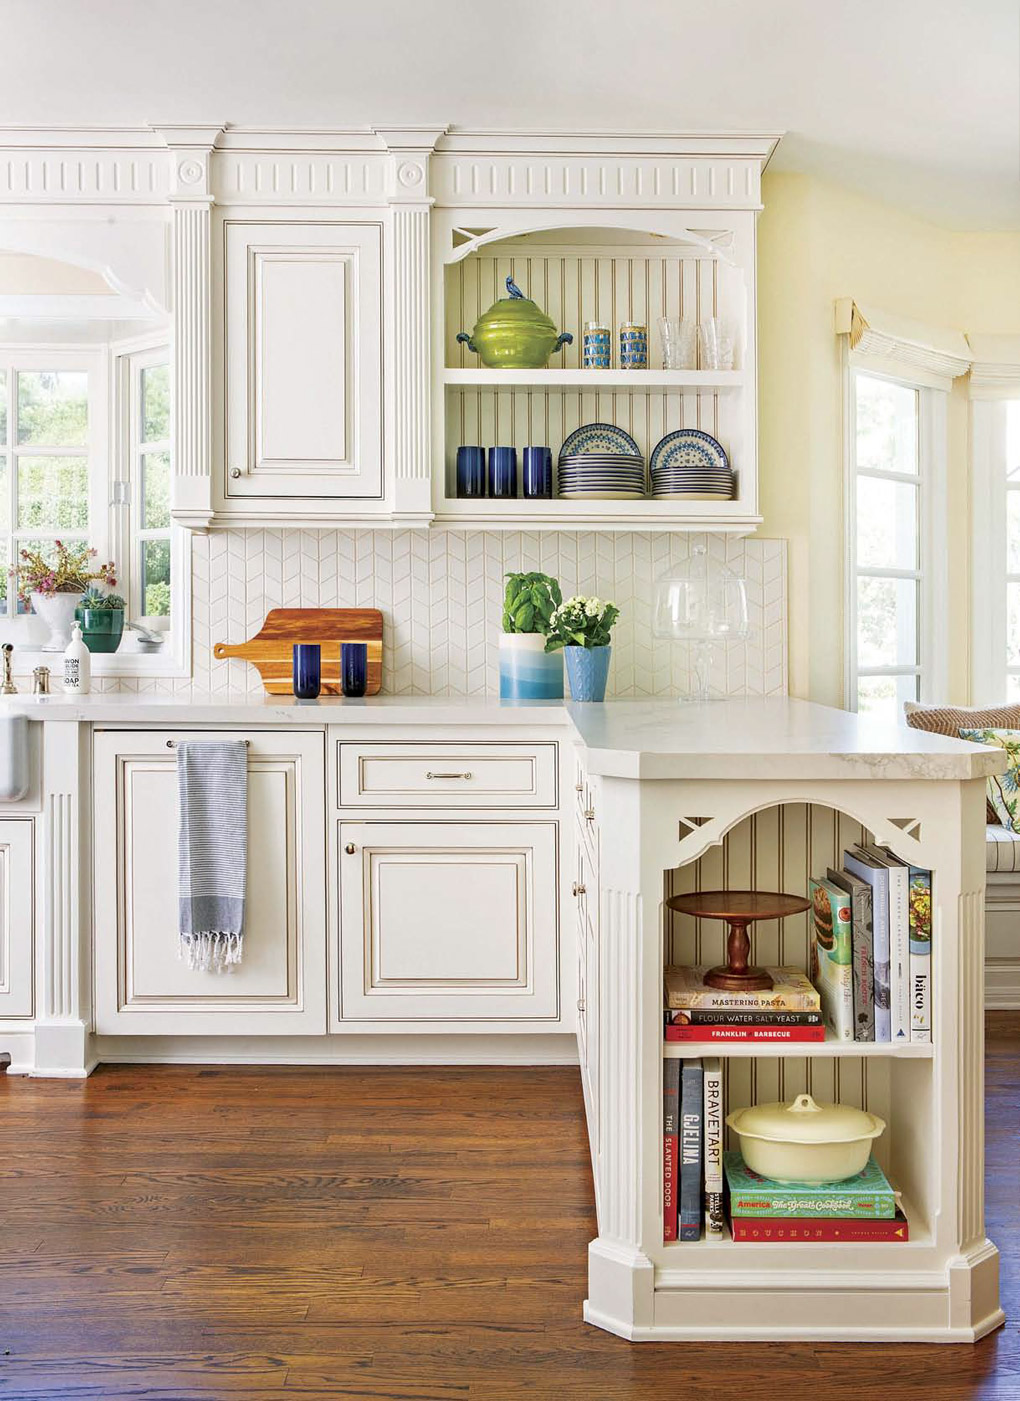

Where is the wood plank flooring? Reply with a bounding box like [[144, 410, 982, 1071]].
[[0, 1015, 1017, 1400]]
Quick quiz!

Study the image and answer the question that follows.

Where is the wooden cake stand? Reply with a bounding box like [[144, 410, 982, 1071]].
[[665, 889, 812, 992]]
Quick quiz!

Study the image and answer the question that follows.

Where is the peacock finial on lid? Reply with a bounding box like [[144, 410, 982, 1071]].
[[506, 275, 525, 300]]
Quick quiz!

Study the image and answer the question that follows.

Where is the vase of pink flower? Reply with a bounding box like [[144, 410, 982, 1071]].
[[10, 542, 117, 652]]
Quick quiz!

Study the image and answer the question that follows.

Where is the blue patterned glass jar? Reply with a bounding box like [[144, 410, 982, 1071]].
[[619, 322, 648, 369], [292, 643, 321, 700], [564, 644, 612, 701], [582, 321, 611, 369]]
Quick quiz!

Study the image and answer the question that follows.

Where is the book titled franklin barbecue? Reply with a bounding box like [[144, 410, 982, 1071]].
[[722, 1151, 897, 1219]]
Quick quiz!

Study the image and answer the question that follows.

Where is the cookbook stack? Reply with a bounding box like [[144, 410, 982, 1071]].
[[723, 1151, 907, 1242], [664, 965, 824, 1043]]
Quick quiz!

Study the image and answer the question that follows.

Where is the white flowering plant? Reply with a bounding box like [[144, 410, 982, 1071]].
[[544, 595, 620, 652]]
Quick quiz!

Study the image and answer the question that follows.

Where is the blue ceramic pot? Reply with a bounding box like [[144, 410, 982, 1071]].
[[564, 644, 611, 702]]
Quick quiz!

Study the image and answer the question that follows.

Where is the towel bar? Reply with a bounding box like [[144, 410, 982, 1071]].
[[165, 739, 251, 748]]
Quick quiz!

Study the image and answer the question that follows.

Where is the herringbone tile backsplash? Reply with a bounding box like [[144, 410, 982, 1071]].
[[105, 530, 786, 697]]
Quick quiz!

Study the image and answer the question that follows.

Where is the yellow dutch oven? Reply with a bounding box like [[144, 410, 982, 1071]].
[[726, 1093, 886, 1184]]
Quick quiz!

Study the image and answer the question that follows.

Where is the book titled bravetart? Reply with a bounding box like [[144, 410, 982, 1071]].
[[730, 1212, 909, 1242], [723, 1151, 897, 1219], [664, 967, 820, 1012], [702, 1058, 724, 1240]]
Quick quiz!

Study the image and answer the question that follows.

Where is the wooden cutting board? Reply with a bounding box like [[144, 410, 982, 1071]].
[[214, 609, 383, 695]]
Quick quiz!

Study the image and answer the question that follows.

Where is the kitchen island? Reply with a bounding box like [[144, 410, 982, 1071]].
[[0, 694, 1002, 1342]]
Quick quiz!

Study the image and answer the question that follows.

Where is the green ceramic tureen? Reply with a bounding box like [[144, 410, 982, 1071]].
[[457, 276, 573, 369]]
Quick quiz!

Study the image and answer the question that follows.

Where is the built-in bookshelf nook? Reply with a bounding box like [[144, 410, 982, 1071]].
[[432, 219, 760, 531], [657, 802, 937, 1262]]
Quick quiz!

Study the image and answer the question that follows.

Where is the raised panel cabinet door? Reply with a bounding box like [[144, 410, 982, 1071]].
[[339, 821, 559, 1021], [223, 220, 383, 501], [0, 819, 34, 1018], [92, 731, 326, 1034]]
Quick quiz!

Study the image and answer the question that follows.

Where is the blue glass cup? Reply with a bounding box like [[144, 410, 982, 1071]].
[[456, 445, 486, 498], [488, 446, 517, 499], [341, 641, 368, 698], [292, 643, 321, 700], [522, 446, 553, 499]]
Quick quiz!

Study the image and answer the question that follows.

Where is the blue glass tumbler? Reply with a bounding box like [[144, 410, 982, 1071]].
[[522, 446, 553, 498], [488, 446, 517, 499], [341, 641, 368, 698], [292, 643, 321, 699], [456, 446, 486, 498]]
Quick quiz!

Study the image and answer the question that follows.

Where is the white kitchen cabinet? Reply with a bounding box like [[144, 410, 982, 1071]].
[[338, 820, 558, 1021], [338, 741, 559, 809], [92, 731, 326, 1034], [220, 219, 383, 506], [0, 819, 34, 1019]]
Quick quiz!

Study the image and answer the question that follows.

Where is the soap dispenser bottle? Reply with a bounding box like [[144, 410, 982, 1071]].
[[63, 622, 91, 695]]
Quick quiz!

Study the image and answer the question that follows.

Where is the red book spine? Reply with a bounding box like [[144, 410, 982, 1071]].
[[663, 1058, 680, 1241], [664, 1025, 827, 1043], [730, 1215, 909, 1242]]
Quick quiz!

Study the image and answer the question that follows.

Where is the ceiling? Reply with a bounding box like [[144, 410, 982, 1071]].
[[5, 0, 1018, 229]]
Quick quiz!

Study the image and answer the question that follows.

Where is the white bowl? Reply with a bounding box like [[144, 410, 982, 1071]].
[[725, 1093, 886, 1184]]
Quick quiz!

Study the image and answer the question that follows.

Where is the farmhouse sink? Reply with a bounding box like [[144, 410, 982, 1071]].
[[0, 713, 30, 800]]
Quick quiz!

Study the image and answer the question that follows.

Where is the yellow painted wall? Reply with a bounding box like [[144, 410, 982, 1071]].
[[758, 171, 1020, 707]]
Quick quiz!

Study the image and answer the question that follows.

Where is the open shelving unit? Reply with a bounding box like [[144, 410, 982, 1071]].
[[431, 219, 761, 532]]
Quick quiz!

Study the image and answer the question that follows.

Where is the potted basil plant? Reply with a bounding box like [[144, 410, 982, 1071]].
[[76, 588, 127, 654], [545, 595, 620, 702], [499, 571, 563, 699]]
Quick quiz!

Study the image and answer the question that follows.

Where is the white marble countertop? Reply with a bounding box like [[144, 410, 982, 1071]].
[[0, 692, 1002, 782]]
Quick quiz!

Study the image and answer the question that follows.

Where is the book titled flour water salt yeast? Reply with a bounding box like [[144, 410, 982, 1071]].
[[662, 1057, 906, 1242]]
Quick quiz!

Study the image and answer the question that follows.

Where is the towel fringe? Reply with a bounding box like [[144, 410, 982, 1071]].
[[179, 931, 244, 974]]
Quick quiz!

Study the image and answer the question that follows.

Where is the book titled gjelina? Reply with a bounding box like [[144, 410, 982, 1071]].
[[678, 1060, 703, 1241]]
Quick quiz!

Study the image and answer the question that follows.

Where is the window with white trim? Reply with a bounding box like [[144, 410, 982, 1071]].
[[846, 367, 946, 718], [123, 349, 171, 627], [0, 351, 107, 616], [972, 398, 1020, 702]]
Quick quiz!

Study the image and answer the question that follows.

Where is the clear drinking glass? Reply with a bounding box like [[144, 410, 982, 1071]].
[[658, 317, 697, 370], [698, 318, 736, 370]]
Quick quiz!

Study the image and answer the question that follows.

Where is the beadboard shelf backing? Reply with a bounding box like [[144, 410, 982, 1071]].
[[435, 224, 758, 530]]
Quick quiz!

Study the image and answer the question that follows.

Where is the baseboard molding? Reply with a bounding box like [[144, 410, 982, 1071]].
[[984, 962, 1020, 1009], [90, 1032, 581, 1068]]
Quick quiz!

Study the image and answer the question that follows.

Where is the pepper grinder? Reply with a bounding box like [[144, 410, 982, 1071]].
[[1, 643, 17, 695]]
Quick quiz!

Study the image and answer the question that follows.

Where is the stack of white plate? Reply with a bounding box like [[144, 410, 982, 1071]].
[[649, 429, 735, 501], [557, 452, 646, 500]]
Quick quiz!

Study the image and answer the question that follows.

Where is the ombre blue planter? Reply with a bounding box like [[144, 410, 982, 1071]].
[[498, 634, 563, 700], [564, 644, 611, 701]]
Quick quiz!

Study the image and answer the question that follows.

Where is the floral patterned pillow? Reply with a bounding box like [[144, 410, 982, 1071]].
[[960, 728, 1020, 832]]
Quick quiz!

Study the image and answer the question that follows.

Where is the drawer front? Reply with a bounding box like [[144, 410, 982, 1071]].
[[338, 742, 558, 809]]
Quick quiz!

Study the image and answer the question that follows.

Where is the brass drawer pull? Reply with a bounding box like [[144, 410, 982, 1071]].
[[584, 807, 595, 822], [166, 739, 250, 748], [572, 882, 586, 898], [426, 771, 473, 780]]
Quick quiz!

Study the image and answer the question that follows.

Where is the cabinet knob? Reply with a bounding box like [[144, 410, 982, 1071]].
[[230, 468, 242, 479], [572, 881, 586, 897], [576, 998, 586, 1013], [584, 808, 595, 822], [575, 782, 584, 793], [344, 843, 356, 855]]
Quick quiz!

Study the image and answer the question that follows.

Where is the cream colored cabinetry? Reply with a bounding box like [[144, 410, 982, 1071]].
[[0, 819, 34, 1019], [338, 819, 559, 1022], [92, 730, 326, 1034], [218, 219, 383, 510]]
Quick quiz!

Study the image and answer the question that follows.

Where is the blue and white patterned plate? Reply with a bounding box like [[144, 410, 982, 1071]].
[[649, 429, 729, 476], [560, 422, 642, 458]]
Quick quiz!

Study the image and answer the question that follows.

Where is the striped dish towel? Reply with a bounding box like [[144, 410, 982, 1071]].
[[177, 740, 248, 972]]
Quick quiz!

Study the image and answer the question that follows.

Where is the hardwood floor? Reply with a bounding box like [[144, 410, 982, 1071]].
[[0, 1017, 1017, 1400]]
